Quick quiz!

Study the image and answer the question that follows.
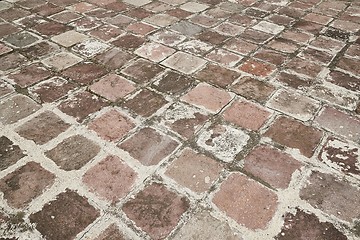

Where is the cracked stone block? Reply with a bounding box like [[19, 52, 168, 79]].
[[197, 124, 249, 162], [30, 190, 100, 240], [223, 100, 271, 131], [7, 63, 51, 88], [16, 111, 70, 144], [181, 83, 232, 114], [267, 89, 320, 121], [265, 117, 322, 158], [0, 162, 55, 208], [83, 155, 137, 203], [58, 91, 108, 122], [195, 64, 240, 88], [160, 102, 208, 139], [45, 135, 100, 171], [276, 209, 347, 240], [300, 171, 360, 222], [0, 95, 40, 125], [318, 137, 359, 176], [123, 183, 189, 239], [119, 127, 179, 166], [173, 211, 242, 239], [315, 107, 360, 142], [213, 173, 278, 230], [90, 74, 135, 102], [165, 148, 222, 193], [0, 136, 26, 171], [88, 109, 135, 142], [244, 145, 303, 189]]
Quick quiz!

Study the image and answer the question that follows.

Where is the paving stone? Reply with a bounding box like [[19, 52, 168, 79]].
[[280, 30, 312, 44], [30, 190, 100, 240], [89, 24, 124, 42], [268, 38, 299, 54], [0, 82, 13, 98], [293, 20, 323, 35], [206, 48, 243, 68], [72, 39, 109, 58], [166, 148, 222, 193], [318, 137, 360, 176], [0, 95, 40, 125], [16, 0, 46, 9], [196, 30, 228, 45], [134, 42, 175, 62], [123, 0, 151, 7], [42, 52, 82, 71], [285, 57, 323, 78], [0, 136, 26, 171], [122, 59, 164, 84], [213, 173, 278, 230], [275, 72, 313, 89], [337, 57, 360, 77], [0, 162, 55, 208], [152, 70, 194, 95], [145, 13, 178, 27], [244, 145, 302, 189], [195, 64, 240, 88], [239, 59, 276, 77], [85, 8, 117, 19], [95, 48, 134, 70], [276, 209, 347, 240], [149, 29, 186, 46], [267, 89, 320, 121], [223, 100, 271, 131], [171, 20, 203, 36], [252, 21, 284, 35], [20, 41, 58, 60], [51, 30, 88, 47], [16, 111, 70, 145], [265, 117, 322, 158], [214, 22, 244, 36], [7, 63, 51, 88], [315, 107, 360, 142], [190, 15, 220, 28], [126, 22, 156, 35], [223, 38, 258, 56], [124, 7, 152, 19], [119, 127, 179, 166], [32, 21, 71, 37], [95, 224, 127, 240], [112, 34, 145, 50], [0, 52, 27, 71], [181, 83, 232, 113], [45, 135, 100, 171], [160, 102, 208, 139], [299, 47, 333, 65], [166, 8, 192, 18], [58, 91, 108, 122], [326, 70, 359, 92], [123, 89, 168, 117], [0, 7, 30, 21], [69, 2, 95, 13], [61, 62, 107, 85], [3, 31, 40, 48], [50, 10, 82, 23], [88, 109, 135, 142], [180, 2, 208, 13], [231, 76, 275, 103], [197, 124, 249, 162], [0, 43, 12, 56], [310, 36, 345, 54], [173, 212, 242, 240], [83, 155, 137, 203], [177, 39, 212, 55], [300, 171, 360, 222], [28, 77, 77, 103], [122, 183, 189, 239]]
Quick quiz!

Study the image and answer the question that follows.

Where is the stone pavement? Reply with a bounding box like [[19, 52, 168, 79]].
[[0, 0, 359, 239]]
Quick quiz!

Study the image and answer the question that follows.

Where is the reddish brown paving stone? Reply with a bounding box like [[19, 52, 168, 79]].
[[121, 59, 164, 84], [205, 48, 243, 68], [83, 155, 137, 203], [0, 82, 13, 98], [300, 171, 360, 222], [20, 41, 58, 60], [111, 34, 145, 50], [119, 127, 179, 166], [125, 7, 152, 19], [240, 29, 272, 44], [29, 77, 77, 103], [123, 89, 168, 117], [135, 42, 176, 62], [231, 76, 275, 103], [244, 145, 303, 189], [265, 117, 322, 158], [276, 209, 347, 240], [0, 8, 31, 21], [239, 59, 276, 77], [152, 71, 194, 95], [195, 30, 228, 45], [0, 162, 55, 208], [195, 64, 240, 88], [0, 136, 26, 171], [45, 135, 100, 171], [318, 137, 360, 175], [284, 57, 323, 78], [7, 63, 51, 88], [254, 49, 287, 66], [61, 62, 107, 85], [293, 20, 323, 35], [95, 48, 134, 70], [30, 190, 100, 240], [16, 111, 70, 145], [310, 36, 345, 54], [0, 95, 40, 125], [95, 224, 127, 240], [88, 109, 135, 141], [299, 47, 333, 65], [0, 23, 21, 39], [123, 183, 189, 239], [58, 91, 108, 122], [50, 11, 82, 23], [0, 43, 12, 56], [33, 2, 63, 16], [165, 148, 223, 193], [223, 100, 271, 131], [223, 38, 258, 55], [275, 72, 314, 89], [337, 57, 360, 76], [89, 24, 124, 42], [0, 52, 27, 72], [17, 0, 47, 9], [315, 107, 360, 142], [326, 70, 360, 92], [213, 173, 278, 230], [126, 22, 156, 35], [32, 21, 72, 37]]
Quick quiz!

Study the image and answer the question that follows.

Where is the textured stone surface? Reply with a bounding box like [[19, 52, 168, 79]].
[[0, 136, 26, 171]]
